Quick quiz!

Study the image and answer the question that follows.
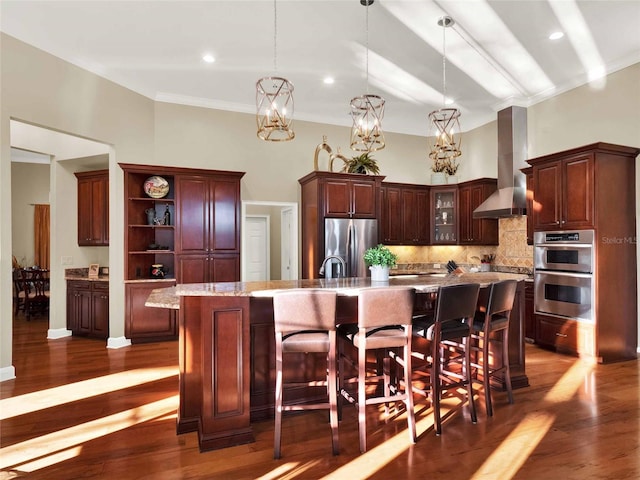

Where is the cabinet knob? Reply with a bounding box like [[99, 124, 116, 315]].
[[555, 332, 568, 338]]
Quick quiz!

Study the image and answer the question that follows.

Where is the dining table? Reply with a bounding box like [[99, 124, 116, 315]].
[[146, 271, 529, 452]]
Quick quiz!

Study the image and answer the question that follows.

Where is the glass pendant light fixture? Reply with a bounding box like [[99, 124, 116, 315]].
[[428, 16, 461, 162], [350, 0, 385, 152], [256, 0, 294, 142]]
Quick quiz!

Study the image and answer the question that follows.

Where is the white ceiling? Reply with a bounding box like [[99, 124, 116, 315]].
[[2, 0, 639, 137]]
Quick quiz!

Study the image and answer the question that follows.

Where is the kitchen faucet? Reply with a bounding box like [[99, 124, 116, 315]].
[[319, 255, 347, 279]]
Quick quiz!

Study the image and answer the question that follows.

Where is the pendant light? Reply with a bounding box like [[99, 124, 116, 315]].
[[256, 0, 295, 142], [350, 0, 385, 152], [428, 16, 461, 162]]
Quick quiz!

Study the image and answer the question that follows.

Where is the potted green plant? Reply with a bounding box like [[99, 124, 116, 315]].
[[363, 244, 397, 282], [341, 152, 380, 175]]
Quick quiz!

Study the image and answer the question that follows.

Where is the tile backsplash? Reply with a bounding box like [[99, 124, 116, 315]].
[[389, 216, 533, 272]]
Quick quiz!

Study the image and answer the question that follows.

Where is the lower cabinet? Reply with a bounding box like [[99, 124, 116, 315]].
[[535, 313, 595, 358], [67, 280, 109, 339], [125, 280, 177, 343], [176, 254, 240, 283], [524, 281, 535, 342]]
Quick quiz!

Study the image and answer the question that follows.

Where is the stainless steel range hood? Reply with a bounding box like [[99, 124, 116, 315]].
[[473, 106, 528, 218]]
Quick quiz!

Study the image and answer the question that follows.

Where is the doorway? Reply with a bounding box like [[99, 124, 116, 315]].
[[241, 201, 298, 282]]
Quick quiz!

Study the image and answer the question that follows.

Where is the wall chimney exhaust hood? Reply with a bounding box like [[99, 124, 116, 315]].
[[473, 106, 528, 219]]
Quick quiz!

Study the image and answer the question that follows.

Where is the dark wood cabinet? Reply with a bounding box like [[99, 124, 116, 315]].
[[120, 163, 244, 342], [524, 280, 534, 342], [75, 170, 109, 246], [380, 182, 429, 245], [457, 178, 498, 245], [299, 171, 384, 279], [67, 280, 109, 339], [175, 173, 242, 284], [125, 280, 177, 343], [527, 143, 639, 363], [323, 176, 378, 218], [531, 152, 594, 231], [430, 187, 458, 244], [522, 166, 534, 245]]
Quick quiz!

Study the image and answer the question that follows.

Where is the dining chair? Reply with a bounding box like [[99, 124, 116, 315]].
[[21, 268, 50, 320], [471, 279, 518, 416], [12, 269, 27, 315], [411, 282, 480, 435], [338, 286, 416, 453], [272, 289, 339, 459]]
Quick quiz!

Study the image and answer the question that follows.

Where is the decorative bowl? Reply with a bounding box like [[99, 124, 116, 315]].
[[144, 176, 169, 198]]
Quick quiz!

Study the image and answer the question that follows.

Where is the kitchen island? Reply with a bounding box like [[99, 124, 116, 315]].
[[147, 272, 528, 452]]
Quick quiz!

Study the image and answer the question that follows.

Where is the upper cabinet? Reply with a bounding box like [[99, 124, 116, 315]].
[[75, 169, 109, 246], [521, 167, 534, 245], [431, 187, 458, 245], [321, 174, 381, 218], [380, 183, 429, 245], [299, 171, 385, 279], [457, 178, 498, 245], [531, 152, 594, 230]]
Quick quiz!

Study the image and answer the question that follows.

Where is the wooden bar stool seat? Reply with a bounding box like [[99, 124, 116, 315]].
[[272, 289, 339, 459], [471, 280, 518, 417], [411, 283, 481, 435], [338, 286, 417, 453]]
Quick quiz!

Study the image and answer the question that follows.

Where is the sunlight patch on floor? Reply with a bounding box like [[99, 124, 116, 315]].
[[471, 358, 593, 479], [0, 395, 178, 473], [0, 366, 178, 420], [257, 459, 321, 480]]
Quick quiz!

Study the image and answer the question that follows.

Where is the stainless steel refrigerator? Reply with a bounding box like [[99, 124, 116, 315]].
[[324, 218, 378, 278]]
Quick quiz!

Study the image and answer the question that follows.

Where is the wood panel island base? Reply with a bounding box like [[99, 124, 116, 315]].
[[147, 273, 529, 452]]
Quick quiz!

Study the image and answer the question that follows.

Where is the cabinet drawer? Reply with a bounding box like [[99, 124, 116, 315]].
[[537, 315, 578, 353], [92, 281, 109, 292], [68, 280, 91, 290]]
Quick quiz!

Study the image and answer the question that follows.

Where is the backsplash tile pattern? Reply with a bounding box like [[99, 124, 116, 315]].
[[388, 216, 533, 272]]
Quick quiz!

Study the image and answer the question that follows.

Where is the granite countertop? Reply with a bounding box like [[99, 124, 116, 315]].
[[65, 273, 110, 282], [145, 272, 528, 309]]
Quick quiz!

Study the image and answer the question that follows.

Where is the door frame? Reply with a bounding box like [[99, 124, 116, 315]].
[[241, 201, 298, 282]]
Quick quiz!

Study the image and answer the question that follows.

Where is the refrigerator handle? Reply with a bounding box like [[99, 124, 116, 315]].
[[347, 221, 357, 277], [345, 221, 353, 277]]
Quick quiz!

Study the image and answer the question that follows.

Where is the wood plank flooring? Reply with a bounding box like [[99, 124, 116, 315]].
[[1, 314, 639, 479]]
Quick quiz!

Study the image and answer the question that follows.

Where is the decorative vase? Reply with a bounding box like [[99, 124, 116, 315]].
[[447, 175, 458, 184], [369, 265, 390, 282], [431, 172, 446, 185]]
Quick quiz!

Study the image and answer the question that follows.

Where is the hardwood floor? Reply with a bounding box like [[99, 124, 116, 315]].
[[1, 313, 639, 479]]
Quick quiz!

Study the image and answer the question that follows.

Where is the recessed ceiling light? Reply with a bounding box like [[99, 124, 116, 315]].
[[549, 31, 564, 40], [202, 54, 215, 63], [323, 76, 335, 85]]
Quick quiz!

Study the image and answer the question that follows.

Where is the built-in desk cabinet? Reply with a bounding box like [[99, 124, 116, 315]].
[[457, 178, 498, 245], [120, 163, 244, 342], [75, 170, 109, 246], [67, 280, 109, 339], [380, 183, 430, 245]]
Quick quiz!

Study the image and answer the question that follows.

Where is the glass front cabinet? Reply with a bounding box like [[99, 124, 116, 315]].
[[431, 187, 458, 245]]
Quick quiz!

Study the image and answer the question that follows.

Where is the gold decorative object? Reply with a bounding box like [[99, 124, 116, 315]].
[[329, 147, 349, 172], [428, 16, 461, 162], [350, 0, 385, 152], [313, 135, 333, 171], [256, 0, 294, 142]]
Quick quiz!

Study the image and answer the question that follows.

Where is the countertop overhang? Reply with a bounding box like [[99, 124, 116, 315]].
[[145, 272, 528, 309]]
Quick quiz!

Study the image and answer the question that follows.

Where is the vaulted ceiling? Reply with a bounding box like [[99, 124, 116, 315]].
[[2, 0, 639, 136]]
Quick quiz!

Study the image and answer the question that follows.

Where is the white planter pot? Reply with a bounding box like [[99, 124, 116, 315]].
[[369, 265, 390, 282], [447, 175, 458, 184], [430, 172, 447, 185]]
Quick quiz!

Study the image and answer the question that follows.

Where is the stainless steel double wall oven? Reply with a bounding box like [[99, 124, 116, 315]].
[[534, 230, 595, 322]]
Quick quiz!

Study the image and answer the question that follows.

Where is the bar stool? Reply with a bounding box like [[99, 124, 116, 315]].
[[471, 280, 518, 416], [272, 289, 339, 459], [338, 286, 416, 453], [411, 283, 480, 435]]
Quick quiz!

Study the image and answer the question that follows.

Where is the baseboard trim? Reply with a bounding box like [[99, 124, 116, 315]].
[[107, 336, 132, 349], [47, 328, 72, 339], [0, 366, 16, 382]]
